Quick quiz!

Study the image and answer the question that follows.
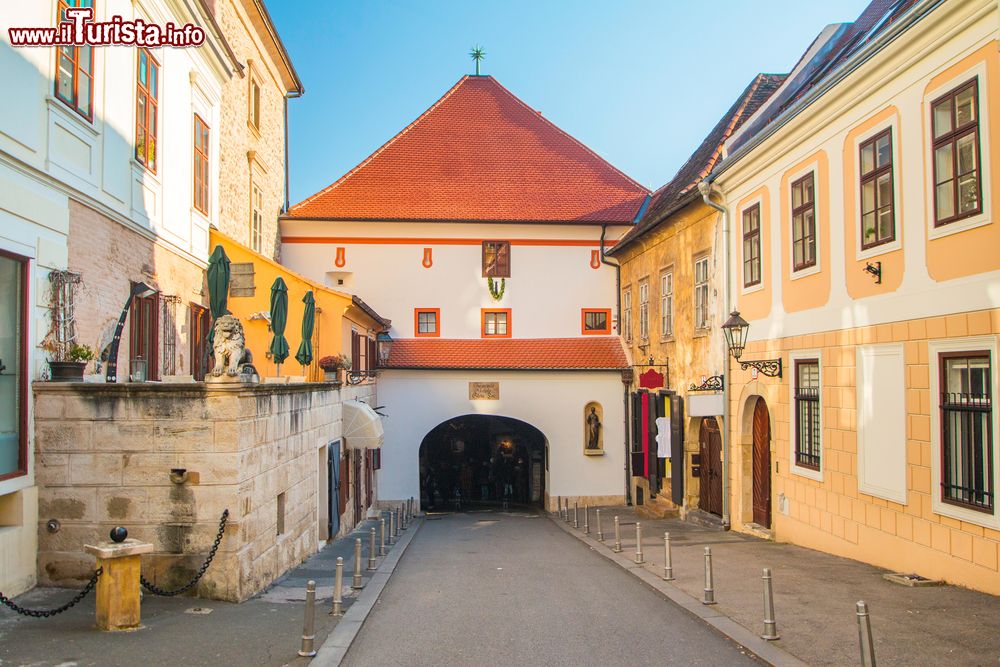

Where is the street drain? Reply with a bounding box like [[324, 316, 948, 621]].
[[185, 607, 213, 615]]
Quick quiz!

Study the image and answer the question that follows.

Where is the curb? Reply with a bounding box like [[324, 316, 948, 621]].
[[312, 516, 423, 666], [549, 514, 807, 667]]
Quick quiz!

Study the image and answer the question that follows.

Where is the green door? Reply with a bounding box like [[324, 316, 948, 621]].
[[0, 251, 26, 479]]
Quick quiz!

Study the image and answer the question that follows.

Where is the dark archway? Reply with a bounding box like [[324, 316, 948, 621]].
[[419, 415, 547, 511]]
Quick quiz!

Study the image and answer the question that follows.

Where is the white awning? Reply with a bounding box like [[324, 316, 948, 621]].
[[342, 400, 384, 450]]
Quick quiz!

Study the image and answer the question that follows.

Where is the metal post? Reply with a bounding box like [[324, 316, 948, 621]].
[[557, 496, 562, 517], [702, 547, 716, 605], [400, 504, 406, 530], [379, 518, 386, 556], [330, 557, 344, 616], [761, 568, 779, 640], [393, 508, 400, 538], [663, 532, 674, 581], [613, 516, 622, 553], [857, 601, 877, 667], [367, 527, 377, 571], [388, 509, 395, 544], [298, 580, 317, 657], [596, 509, 604, 542], [584, 505, 591, 535], [573, 502, 579, 529], [351, 538, 363, 589], [634, 522, 644, 564], [562, 503, 568, 522]]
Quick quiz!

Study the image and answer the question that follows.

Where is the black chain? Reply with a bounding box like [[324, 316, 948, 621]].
[[0, 567, 102, 618], [140, 508, 229, 597]]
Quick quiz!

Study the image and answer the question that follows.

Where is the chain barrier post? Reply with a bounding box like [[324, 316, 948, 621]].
[[702, 547, 717, 605], [298, 580, 317, 657], [634, 522, 644, 564], [330, 557, 344, 616], [379, 518, 387, 556], [0, 567, 102, 619], [663, 532, 674, 581], [613, 516, 622, 553], [761, 568, 779, 640], [367, 527, 377, 571], [352, 538, 364, 589], [85, 532, 153, 631], [596, 509, 604, 542], [857, 601, 877, 666]]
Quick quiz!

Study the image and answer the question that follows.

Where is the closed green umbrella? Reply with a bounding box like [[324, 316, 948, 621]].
[[269, 277, 290, 373], [295, 291, 315, 368], [206, 245, 230, 346]]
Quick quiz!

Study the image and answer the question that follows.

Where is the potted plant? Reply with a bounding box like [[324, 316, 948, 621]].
[[49, 344, 95, 382], [318, 354, 351, 384]]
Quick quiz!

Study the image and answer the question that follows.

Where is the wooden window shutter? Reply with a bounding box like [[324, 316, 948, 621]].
[[351, 331, 360, 372], [339, 450, 349, 515]]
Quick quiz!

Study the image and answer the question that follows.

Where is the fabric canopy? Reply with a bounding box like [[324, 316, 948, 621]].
[[342, 400, 384, 450]]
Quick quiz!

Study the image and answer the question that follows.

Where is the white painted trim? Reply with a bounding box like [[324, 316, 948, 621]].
[[856, 343, 908, 503], [785, 162, 822, 281], [852, 116, 904, 261], [789, 349, 823, 482], [928, 335, 1000, 530]]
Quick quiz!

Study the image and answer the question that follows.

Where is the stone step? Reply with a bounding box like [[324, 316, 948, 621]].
[[635, 495, 680, 519], [683, 508, 726, 530]]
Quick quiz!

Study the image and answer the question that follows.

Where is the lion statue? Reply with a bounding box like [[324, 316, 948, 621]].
[[211, 314, 246, 377]]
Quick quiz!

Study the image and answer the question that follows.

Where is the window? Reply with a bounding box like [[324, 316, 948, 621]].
[[694, 256, 710, 330], [54, 1, 94, 120], [859, 129, 894, 249], [193, 115, 210, 215], [581, 309, 611, 335], [623, 288, 632, 343], [482, 241, 510, 278], [250, 180, 263, 253], [249, 73, 261, 130], [791, 173, 816, 271], [660, 271, 673, 337], [0, 250, 28, 480], [129, 287, 159, 381], [481, 309, 511, 337], [135, 49, 159, 171], [794, 360, 821, 470], [932, 79, 982, 225], [414, 308, 440, 337], [742, 204, 761, 287], [638, 282, 649, 340], [940, 353, 993, 512]]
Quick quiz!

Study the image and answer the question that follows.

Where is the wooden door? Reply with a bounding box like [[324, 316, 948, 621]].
[[752, 400, 772, 528], [352, 448, 362, 524], [189, 304, 210, 381], [699, 417, 723, 516], [329, 442, 341, 538]]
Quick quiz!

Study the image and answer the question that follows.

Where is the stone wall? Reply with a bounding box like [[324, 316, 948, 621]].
[[34, 380, 377, 602]]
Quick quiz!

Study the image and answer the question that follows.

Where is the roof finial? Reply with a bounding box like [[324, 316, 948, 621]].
[[470, 45, 486, 76]]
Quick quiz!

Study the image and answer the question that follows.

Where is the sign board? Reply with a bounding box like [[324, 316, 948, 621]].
[[468, 382, 499, 400], [688, 393, 724, 416]]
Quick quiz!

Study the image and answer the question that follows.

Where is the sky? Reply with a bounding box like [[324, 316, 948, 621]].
[[269, 0, 873, 204]]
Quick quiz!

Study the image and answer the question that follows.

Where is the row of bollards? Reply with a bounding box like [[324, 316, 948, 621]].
[[558, 503, 879, 664]]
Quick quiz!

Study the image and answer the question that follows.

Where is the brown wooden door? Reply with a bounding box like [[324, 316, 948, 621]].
[[752, 399, 772, 528], [352, 448, 362, 524], [699, 417, 723, 516]]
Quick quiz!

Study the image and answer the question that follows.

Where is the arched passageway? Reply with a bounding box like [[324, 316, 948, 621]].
[[419, 414, 547, 511]]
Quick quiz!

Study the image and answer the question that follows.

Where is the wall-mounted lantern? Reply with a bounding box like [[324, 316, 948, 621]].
[[721, 310, 782, 378]]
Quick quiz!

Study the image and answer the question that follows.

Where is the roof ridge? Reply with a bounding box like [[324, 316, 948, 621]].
[[289, 75, 473, 213], [485, 76, 650, 195]]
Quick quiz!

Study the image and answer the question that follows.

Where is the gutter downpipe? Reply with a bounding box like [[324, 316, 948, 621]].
[[600, 223, 631, 506], [283, 90, 304, 214], [699, 181, 731, 530]]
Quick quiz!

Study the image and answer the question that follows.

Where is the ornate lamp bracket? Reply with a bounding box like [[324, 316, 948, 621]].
[[689, 375, 724, 392], [738, 358, 783, 378]]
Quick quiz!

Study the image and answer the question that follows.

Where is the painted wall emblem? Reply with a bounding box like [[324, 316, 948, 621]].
[[468, 382, 499, 400], [334, 247, 346, 268], [422, 247, 433, 268], [590, 250, 601, 269]]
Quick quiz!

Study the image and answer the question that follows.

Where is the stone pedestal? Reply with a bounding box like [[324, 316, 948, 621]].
[[84, 539, 153, 631]]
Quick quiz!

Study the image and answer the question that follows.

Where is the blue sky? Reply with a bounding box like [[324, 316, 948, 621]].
[[269, 1, 872, 203]]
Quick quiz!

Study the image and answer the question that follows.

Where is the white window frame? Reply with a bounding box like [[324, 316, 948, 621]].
[[660, 269, 673, 338], [853, 117, 902, 261], [623, 288, 632, 343], [693, 256, 710, 331], [638, 280, 649, 340], [250, 178, 263, 253], [739, 198, 765, 295], [789, 349, 823, 481], [786, 162, 822, 280], [928, 335, 999, 529]]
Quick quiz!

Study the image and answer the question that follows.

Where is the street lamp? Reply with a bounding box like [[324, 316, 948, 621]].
[[376, 332, 393, 368], [105, 282, 157, 383], [721, 310, 782, 378]]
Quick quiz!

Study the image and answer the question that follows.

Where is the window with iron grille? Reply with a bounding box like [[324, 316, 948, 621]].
[[859, 129, 894, 249], [660, 271, 673, 337], [742, 204, 761, 287], [160, 296, 179, 376], [55, 1, 94, 120], [791, 173, 816, 271], [694, 256, 710, 330], [135, 49, 159, 172], [940, 353, 993, 512], [795, 360, 821, 470], [482, 241, 510, 278], [931, 79, 982, 226], [638, 281, 649, 340], [623, 288, 632, 343]]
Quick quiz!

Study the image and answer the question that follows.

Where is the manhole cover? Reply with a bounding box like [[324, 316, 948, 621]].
[[185, 607, 213, 615]]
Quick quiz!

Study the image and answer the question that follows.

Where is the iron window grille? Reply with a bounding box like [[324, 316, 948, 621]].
[[794, 360, 821, 470], [940, 354, 993, 512]]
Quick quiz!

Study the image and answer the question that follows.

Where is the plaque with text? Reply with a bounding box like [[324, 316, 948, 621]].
[[468, 382, 499, 400]]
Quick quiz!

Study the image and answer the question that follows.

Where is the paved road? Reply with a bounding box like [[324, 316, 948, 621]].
[[344, 511, 757, 666]]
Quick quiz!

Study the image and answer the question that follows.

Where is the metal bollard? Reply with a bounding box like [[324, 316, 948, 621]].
[[388, 509, 395, 544], [403, 504, 408, 529], [663, 532, 674, 581], [596, 509, 604, 542], [613, 516, 622, 553], [557, 496, 562, 517], [562, 503, 568, 522], [584, 505, 591, 535], [352, 538, 363, 589], [634, 522, 644, 564], [379, 518, 387, 556], [298, 580, 317, 657], [367, 527, 377, 571], [394, 508, 400, 538], [761, 568, 779, 640], [330, 557, 344, 616], [573, 502, 579, 529], [702, 547, 716, 605], [856, 601, 877, 667]]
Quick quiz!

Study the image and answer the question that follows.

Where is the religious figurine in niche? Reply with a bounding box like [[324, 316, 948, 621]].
[[586, 406, 602, 450]]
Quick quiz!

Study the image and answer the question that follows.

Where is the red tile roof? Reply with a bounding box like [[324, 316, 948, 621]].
[[385, 337, 629, 370], [286, 76, 649, 224]]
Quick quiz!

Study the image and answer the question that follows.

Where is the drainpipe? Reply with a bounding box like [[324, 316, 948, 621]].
[[600, 224, 631, 506], [282, 91, 303, 214], [698, 181, 731, 530]]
